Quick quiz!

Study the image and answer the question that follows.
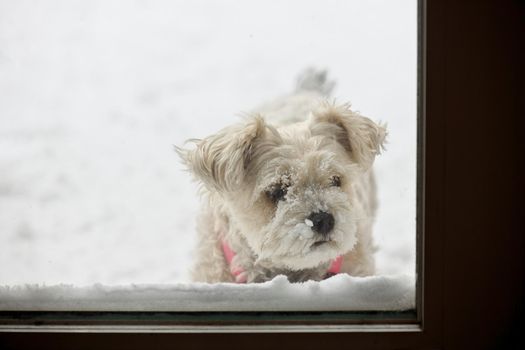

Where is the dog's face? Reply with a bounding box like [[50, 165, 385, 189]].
[[179, 102, 386, 270]]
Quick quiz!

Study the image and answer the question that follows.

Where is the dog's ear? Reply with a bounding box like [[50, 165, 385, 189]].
[[310, 102, 387, 171], [177, 116, 271, 193]]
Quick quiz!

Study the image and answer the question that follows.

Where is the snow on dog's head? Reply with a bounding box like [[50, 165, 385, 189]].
[[178, 101, 386, 271]]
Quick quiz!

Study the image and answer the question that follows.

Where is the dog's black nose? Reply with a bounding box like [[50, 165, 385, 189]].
[[307, 211, 335, 235]]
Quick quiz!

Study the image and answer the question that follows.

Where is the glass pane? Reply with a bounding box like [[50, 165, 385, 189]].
[[0, 0, 416, 312]]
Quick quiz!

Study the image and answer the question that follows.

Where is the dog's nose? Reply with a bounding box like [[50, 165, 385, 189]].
[[307, 211, 335, 235]]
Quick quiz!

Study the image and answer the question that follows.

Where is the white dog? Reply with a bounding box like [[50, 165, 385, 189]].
[[178, 69, 386, 283]]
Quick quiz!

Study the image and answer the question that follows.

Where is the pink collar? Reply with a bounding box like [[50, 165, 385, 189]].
[[221, 239, 343, 283]]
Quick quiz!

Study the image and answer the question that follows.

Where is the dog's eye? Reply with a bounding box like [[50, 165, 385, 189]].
[[266, 186, 287, 203], [330, 175, 342, 187]]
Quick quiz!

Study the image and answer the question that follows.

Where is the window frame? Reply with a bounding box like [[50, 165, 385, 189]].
[[0, 0, 423, 331], [1, 0, 523, 348]]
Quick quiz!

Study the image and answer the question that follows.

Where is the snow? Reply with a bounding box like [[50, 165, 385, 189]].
[[0, 0, 417, 310], [0, 274, 414, 311]]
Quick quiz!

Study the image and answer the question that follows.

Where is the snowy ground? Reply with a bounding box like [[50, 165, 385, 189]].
[[0, 0, 417, 289]]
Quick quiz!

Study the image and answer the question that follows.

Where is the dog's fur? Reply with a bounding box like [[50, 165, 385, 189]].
[[177, 69, 386, 283]]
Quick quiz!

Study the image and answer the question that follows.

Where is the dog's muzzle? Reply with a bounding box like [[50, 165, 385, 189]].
[[307, 211, 335, 236]]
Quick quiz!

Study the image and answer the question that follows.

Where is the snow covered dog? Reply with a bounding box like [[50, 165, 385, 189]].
[[177, 69, 386, 283]]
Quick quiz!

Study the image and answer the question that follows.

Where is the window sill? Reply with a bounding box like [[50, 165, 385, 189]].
[[0, 274, 414, 313]]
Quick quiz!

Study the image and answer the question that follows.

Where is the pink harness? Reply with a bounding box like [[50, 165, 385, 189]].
[[221, 239, 343, 283]]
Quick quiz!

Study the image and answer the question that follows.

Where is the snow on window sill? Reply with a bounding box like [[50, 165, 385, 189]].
[[0, 274, 414, 312]]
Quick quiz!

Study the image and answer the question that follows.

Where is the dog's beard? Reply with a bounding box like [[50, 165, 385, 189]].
[[253, 190, 359, 270]]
